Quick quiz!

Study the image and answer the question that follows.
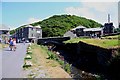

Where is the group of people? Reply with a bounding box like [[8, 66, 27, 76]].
[[8, 38, 17, 51]]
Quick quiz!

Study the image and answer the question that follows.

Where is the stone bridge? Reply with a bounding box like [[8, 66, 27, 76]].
[[37, 37, 70, 45]]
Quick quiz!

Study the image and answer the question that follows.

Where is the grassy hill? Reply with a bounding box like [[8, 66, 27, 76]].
[[10, 14, 102, 37]]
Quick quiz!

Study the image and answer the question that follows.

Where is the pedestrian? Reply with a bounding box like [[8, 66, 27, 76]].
[[8, 38, 12, 43], [9, 38, 13, 51], [13, 38, 17, 51]]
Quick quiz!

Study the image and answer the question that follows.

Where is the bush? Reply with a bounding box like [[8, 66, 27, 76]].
[[47, 51, 58, 60], [64, 63, 71, 74], [58, 60, 64, 66]]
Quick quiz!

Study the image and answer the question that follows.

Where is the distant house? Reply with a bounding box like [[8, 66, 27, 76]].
[[64, 31, 77, 39], [13, 25, 42, 42], [84, 27, 103, 38], [64, 26, 86, 39], [71, 26, 86, 37], [0, 24, 10, 43], [64, 22, 114, 38]]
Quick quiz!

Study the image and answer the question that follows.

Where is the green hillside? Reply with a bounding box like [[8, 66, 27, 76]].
[[11, 14, 102, 37]]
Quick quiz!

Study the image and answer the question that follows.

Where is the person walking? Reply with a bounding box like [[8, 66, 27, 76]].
[[9, 38, 13, 51], [13, 38, 17, 51]]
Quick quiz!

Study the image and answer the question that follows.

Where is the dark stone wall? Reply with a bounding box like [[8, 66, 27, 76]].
[[64, 41, 119, 78], [77, 41, 113, 73]]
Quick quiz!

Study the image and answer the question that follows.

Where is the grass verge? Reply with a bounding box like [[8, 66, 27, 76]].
[[40, 45, 71, 74], [65, 38, 118, 48], [23, 43, 71, 78]]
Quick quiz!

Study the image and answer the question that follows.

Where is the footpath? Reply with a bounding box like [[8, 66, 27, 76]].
[[2, 43, 28, 78]]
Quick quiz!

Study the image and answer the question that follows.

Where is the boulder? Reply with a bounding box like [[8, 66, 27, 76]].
[[23, 61, 33, 68], [25, 55, 32, 59]]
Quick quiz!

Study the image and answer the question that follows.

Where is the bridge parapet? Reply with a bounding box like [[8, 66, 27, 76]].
[[37, 37, 70, 45]]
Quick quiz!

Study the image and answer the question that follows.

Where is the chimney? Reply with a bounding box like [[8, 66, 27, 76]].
[[108, 14, 110, 23]]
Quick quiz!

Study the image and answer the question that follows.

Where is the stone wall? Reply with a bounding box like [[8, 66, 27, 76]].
[[64, 41, 119, 75]]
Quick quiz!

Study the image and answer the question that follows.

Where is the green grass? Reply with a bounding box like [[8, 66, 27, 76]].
[[65, 38, 118, 48], [101, 35, 120, 39], [40, 45, 71, 74], [64, 38, 86, 43]]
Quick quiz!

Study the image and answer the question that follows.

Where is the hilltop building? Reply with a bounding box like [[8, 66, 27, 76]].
[[64, 23, 114, 39], [13, 25, 42, 42], [64, 25, 103, 38], [64, 14, 115, 38], [84, 27, 103, 37], [71, 26, 86, 37]]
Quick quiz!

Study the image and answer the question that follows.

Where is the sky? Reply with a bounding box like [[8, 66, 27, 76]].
[[1, 1, 119, 29], [118, 2, 120, 23]]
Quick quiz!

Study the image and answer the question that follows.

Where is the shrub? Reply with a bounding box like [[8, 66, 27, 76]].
[[64, 63, 71, 74], [58, 60, 64, 66], [47, 51, 57, 60]]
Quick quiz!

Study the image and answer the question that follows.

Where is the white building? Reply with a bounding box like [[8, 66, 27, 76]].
[[0, 24, 10, 43]]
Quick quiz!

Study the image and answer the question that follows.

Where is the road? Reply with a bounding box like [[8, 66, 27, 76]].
[[0, 49, 2, 79], [2, 43, 28, 78]]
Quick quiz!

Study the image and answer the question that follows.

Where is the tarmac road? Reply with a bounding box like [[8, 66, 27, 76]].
[[2, 43, 28, 78]]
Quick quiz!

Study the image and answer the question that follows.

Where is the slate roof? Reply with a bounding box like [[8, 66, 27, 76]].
[[71, 26, 86, 30]]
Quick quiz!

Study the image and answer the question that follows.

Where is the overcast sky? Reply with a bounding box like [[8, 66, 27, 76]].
[[1, 0, 119, 29]]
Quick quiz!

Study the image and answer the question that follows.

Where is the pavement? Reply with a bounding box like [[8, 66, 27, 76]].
[[2, 43, 28, 78], [0, 49, 2, 79]]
